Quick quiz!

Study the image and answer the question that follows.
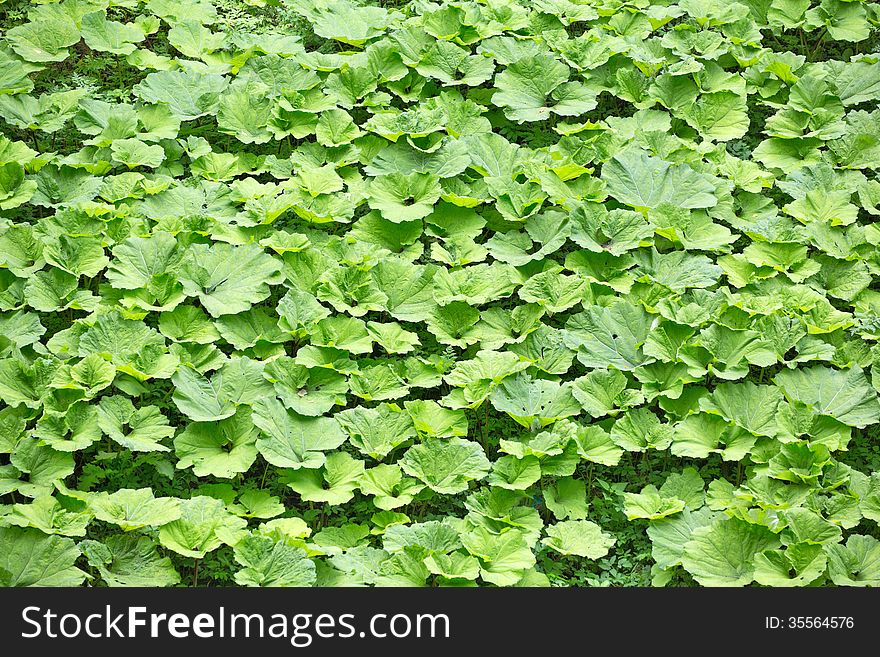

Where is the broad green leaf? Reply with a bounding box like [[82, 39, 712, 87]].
[[399, 438, 490, 494], [158, 496, 247, 558], [252, 397, 347, 470], [233, 534, 317, 587], [681, 517, 780, 586], [80, 535, 180, 587], [174, 408, 259, 478], [0, 527, 85, 586], [541, 520, 615, 559]]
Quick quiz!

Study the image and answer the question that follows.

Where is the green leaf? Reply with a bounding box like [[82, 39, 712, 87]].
[[399, 437, 490, 494], [7, 19, 81, 63], [89, 488, 181, 531], [488, 455, 541, 491], [233, 534, 317, 587], [80, 535, 180, 587], [0, 527, 85, 586], [158, 496, 247, 558], [647, 507, 717, 570], [97, 396, 174, 452], [81, 12, 145, 55], [493, 54, 595, 123], [681, 517, 780, 586], [174, 408, 259, 478], [774, 366, 880, 428], [368, 172, 442, 222], [602, 148, 718, 210], [564, 301, 654, 371], [252, 397, 347, 470], [134, 70, 229, 121], [178, 242, 283, 318], [543, 477, 589, 520], [541, 520, 615, 558], [623, 485, 685, 520], [110, 138, 165, 169], [825, 535, 880, 586], [461, 526, 536, 586], [753, 544, 827, 587], [489, 373, 580, 428], [285, 451, 365, 505]]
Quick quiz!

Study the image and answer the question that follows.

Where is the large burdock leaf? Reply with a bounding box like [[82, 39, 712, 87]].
[[416, 41, 495, 87], [8, 440, 74, 499], [252, 397, 347, 470], [488, 455, 541, 490], [174, 408, 259, 478], [178, 242, 283, 318], [158, 496, 247, 559], [97, 396, 174, 452], [425, 301, 481, 347], [681, 90, 749, 141], [825, 535, 880, 586], [0, 161, 37, 210], [7, 19, 80, 63], [172, 358, 273, 422], [284, 451, 365, 505], [336, 403, 416, 459], [105, 232, 185, 309], [571, 368, 643, 418], [80, 535, 180, 587], [217, 82, 273, 145], [134, 70, 229, 121], [316, 108, 362, 146], [110, 138, 165, 169], [461, 526, 535, 586], [543, 477, 589, 520], [767, 441, 831, 485], [5, 495, 91, 537], [698, 381, 784, 438], [601, 148, 718, 210], [367, 172, 441, 222], [80, 12, 145, 55], [399, 437, 490, 494], [623, 485, 685, 520], [563, 301, 655, 371], [88, 488, 181, 531], [359, 464, 425, 510], [233, 534, 317, 587], [541, 520, 615, 558], [493, 54, 596, 122], [631, 248, 722, 292], [569, 204, 653, 256], [681, 517, 780, 586], [172, 366, 236, 422], [43, 235, 109, 278], [753, 544, 828, 587], [33, 401, 101, 452], [263, 357, 348, 416], [774, 366, 880, 428], [489, 372, 580, 428], [383, 521, 460, 555], [294, 0, 396, 46], [0, 527, 85, 586], [405, 399, 468, 438], [611, 408, 673, 452], [518, 266, 587, 314], [858, 472, 880, 523], [646, 507, 717, 570], [79, 312, 178, 381]]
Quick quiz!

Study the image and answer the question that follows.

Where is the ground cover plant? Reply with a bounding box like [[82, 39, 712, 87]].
[[0, 0, 879, 588]]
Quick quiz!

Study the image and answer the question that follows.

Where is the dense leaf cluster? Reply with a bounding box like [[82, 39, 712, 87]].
[[1, 0, 880, 587]]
